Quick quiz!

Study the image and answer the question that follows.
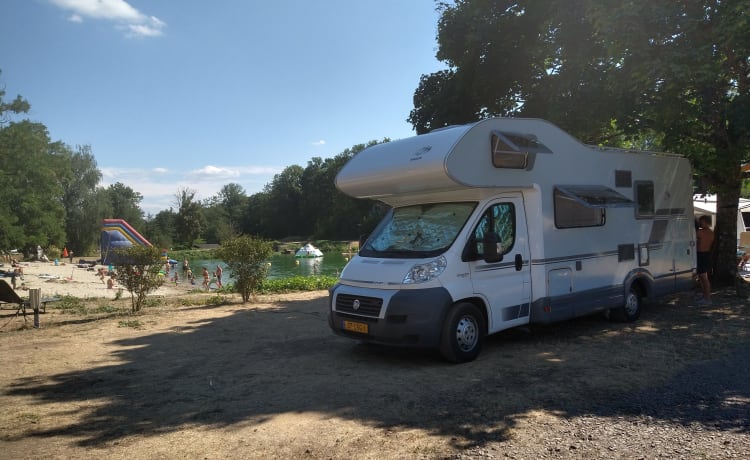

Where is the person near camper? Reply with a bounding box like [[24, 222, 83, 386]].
[[696, 215, 715, 304], [202, 266, 210, 290], [215, 265, 223, 289]]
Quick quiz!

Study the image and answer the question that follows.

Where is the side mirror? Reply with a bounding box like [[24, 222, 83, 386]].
[[482, 232, 503, 263]]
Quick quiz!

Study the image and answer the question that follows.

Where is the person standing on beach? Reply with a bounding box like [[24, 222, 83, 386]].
[[215, 265, 223, 289], [202, 266, 210, 290]]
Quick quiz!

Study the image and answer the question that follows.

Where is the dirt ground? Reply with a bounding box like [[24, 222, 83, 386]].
[[0, 287, 748, 459]]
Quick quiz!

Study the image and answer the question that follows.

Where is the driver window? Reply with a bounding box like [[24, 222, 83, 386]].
[[474, 203, 515, 256]]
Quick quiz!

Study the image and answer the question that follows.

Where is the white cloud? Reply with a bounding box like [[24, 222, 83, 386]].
[[311, 140, 326, 146], [100, 165, 283, 214], [190, 165, 241, 180], [49, 0, 166, 38]]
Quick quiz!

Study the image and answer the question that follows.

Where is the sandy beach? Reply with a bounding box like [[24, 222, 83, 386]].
[[1, 259, 193, 300]]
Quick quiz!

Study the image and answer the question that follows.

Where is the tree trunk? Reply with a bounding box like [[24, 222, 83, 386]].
[[713, 180, 743, 285]]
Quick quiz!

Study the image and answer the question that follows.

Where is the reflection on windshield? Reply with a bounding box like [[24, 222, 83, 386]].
[[363, 202, 476, 257]]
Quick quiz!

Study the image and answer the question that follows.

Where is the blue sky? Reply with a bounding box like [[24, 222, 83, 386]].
[[0, 0, 444, 214]]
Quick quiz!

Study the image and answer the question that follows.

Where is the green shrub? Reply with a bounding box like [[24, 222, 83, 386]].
[[215, 236, 273, 303], [113, 246, 165, 312], [118, 319, 143, 329], [91, 304, 118, 314], [205, 294, 228, 305], [57, 295, 87, 314], [259, 275, 337, 293]]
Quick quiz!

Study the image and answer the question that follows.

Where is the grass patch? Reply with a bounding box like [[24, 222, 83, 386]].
[[90, 304, 119, 314], [118, 319, 143, 329], [142, 297, 163, 309], [205, 294, 229, 305], [57, 295, 88, 314], [258, 275, 337, 293]]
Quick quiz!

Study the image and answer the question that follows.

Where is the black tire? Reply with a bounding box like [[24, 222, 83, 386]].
[[439, 302, 485, 363], [611, 286, 641, 322]]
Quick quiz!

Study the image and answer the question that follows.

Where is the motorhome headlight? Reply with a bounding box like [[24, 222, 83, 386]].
[[403, 256, 447, 284]]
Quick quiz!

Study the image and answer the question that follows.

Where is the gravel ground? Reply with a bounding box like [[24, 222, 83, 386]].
[[1, 287, 748, 459]]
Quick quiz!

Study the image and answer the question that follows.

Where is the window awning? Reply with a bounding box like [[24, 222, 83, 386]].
[[556, 185, 635, 208]]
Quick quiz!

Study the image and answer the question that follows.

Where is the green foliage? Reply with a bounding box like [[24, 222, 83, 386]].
[[60, 145, 105, 255], [113, 245, 165, 312], [215, 235, 273, 302], [174, 187, 205, 247], [92, 304, 118, 314], [205, 294, 229, 305], [0, 120, 66, 253], [57, 295, 88, 314], [118, 319, 143, 329], [741, 180, 750, 199], [258, 275, 338, 293], [411, 0, 750, 283]]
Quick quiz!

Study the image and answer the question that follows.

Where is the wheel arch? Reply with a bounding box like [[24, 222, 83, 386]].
[[453, 296, 490, 334], [624, 269, 654, 301]]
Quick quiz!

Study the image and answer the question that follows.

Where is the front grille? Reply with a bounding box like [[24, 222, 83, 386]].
[[335, 294, 383, 318]]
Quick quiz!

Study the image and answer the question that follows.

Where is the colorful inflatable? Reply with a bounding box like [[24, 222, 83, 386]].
[[100, 219, 152, 265]]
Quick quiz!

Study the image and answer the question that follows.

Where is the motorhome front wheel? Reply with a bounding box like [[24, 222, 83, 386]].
[[440, 302, 486, 363]]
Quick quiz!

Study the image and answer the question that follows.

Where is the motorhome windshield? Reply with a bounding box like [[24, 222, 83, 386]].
[[361, 202, 476, 258]]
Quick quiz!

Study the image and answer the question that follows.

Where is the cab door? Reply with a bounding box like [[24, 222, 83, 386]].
[[465, 195, 532, 332]]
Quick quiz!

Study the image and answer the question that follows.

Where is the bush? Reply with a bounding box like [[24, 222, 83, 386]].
[[215, 236, 273, 302], [259, 275, 338, 293], [113, 246, 165, 312]]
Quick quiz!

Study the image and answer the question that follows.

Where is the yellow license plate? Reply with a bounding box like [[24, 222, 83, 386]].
[[342, 320, 368, 334]]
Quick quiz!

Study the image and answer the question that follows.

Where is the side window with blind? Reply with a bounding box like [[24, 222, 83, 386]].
[[554, 188, 606, 228]]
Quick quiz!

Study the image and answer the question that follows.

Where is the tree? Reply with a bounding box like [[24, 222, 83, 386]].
[[60, 145, 105, 255], [218, 183, 247, 234], [112, 245, 165, 312], [0, 70, 30, 127], [143, 209, 177, 249], [215, 235, 273, 302], [104, 182, 144, 228], [411, 0, 750, 283], [0, 120, 66, 254], [174, 187, 205, 247], [264, 165, 305, 237]]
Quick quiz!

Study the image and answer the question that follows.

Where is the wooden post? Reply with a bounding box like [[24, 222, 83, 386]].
[[30, 288, 41, 328]]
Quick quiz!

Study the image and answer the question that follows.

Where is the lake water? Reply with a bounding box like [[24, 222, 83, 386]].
[[186, 251, 353, 282]]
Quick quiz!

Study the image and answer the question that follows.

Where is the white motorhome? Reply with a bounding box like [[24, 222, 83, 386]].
[[328, 118, 696, 363]]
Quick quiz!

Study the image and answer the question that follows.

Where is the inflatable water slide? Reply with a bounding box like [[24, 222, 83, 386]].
[[100, 219, 152, 265]]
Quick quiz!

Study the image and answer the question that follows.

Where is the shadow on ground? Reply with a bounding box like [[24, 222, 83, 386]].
[[5, 289, 749, 448]]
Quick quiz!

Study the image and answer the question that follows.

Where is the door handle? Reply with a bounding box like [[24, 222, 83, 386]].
[[515, 254, 523, 271]]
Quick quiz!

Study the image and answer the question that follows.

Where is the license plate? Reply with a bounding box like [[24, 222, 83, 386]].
[[342, 320, 368, 334]]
